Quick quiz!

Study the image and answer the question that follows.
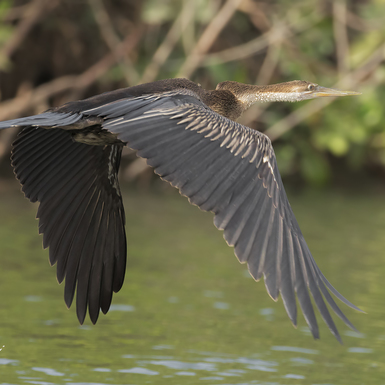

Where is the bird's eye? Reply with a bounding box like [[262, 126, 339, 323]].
[[307, 84, 316, 91]]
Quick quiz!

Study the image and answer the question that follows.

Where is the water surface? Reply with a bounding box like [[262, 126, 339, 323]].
[[0, 183, 384, 384]]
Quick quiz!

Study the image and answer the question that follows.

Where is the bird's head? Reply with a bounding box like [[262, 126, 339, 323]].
[[265, 80, 361, 102]]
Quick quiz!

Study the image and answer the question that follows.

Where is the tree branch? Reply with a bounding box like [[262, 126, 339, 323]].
[[177, 0, 244, 78], [0, 30, 143, 121], [140, 1, 195, 83], [0, 0, 59, 60], [88, 0, 139, 85]]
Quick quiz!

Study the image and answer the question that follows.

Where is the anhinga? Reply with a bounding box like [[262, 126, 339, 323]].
[[0, 78, 361, 342]]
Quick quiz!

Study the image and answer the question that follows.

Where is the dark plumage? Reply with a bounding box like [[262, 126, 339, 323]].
[[0, 78, 360, 342]]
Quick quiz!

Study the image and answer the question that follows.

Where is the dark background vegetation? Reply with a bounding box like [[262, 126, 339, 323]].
[[0, 0, 384, 187]]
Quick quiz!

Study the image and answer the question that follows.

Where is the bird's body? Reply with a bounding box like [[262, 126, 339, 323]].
[[0, 78, 360, 342]]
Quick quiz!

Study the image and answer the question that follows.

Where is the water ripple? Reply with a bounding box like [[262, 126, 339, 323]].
[[347, 347, 373, 353], [200, 376, 224, 381], [152, 344, 173, 350], [109, 304, 135, 312], [139, 359, 216, 371], [213, 302, 230, 310], [175, 371, 196, 376], [290, 357, 314, 365], [31, 367, 64, 376], [344, 330, 366, 338], [284, 373, 306, 379], [118, 367, 159, 375], [271, 346, 319, 354], [0, 358, 18, 365]]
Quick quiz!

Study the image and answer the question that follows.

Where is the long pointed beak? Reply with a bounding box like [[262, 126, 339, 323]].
[[313, 86, 361, 98]]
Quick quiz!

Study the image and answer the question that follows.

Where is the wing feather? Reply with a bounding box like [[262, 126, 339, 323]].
[[87, 201, 108, 324], [11, 127, 126, 323], [2, 88, 359, 339], [223, 181, 265, 247], [98, 95, 359, 340], [263, 207, 282, 300], [64, 185, 100, 309], [0, 111, 81, 129]]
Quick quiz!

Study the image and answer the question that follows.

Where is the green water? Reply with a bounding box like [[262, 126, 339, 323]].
[[0, 182, 384, 384]]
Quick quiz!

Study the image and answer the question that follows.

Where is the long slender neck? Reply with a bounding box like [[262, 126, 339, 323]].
[[214, 81, 306, 119], [204, 83, 276, 120], [235, 84, 301, 105]]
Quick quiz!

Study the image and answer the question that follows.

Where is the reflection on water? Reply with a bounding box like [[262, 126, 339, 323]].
[[283, 373, 305, 379], [32, 367, 65, 376], [24, 296, 43, 302], [347, 347, 373, 353], [108, 304, 135, 312], [213, 302, 230, 310], [289, 357, 314, 364], [2, 340, 380, 383], [343, 330, 365, 338], [270, 346, 318, 354], [119, 367, 159, 375], [0, 358, 18, 365], [2, 347, 316, 382], [1, 187, 385, 384]]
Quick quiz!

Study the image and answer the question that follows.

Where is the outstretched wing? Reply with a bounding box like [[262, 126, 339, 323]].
[[89, 92, 359, 342], [11, 126, 126, 324], [0, 89, 360, 340]]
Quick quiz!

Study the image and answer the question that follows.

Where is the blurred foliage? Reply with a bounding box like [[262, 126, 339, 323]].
[[0, 0, 13, 69], [0, 0, 384, 186]]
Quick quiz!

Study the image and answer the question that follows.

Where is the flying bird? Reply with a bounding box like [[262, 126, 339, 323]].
[[0, 78, 361, 342]]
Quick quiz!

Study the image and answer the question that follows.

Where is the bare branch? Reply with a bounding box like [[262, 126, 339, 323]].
[[177, 0, 244, 78], [200, 10, 322, 67], [0, 0, 59, 60], [238, 0, 271, 31], [0, 30, 143, 121], [346, 9, 383, 32], [333, 1, 349, 77], [140, 1, 195, 84], [88, 0, 139, 85], [256, 33, 282, 85], [1, 4, 29, 21]]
